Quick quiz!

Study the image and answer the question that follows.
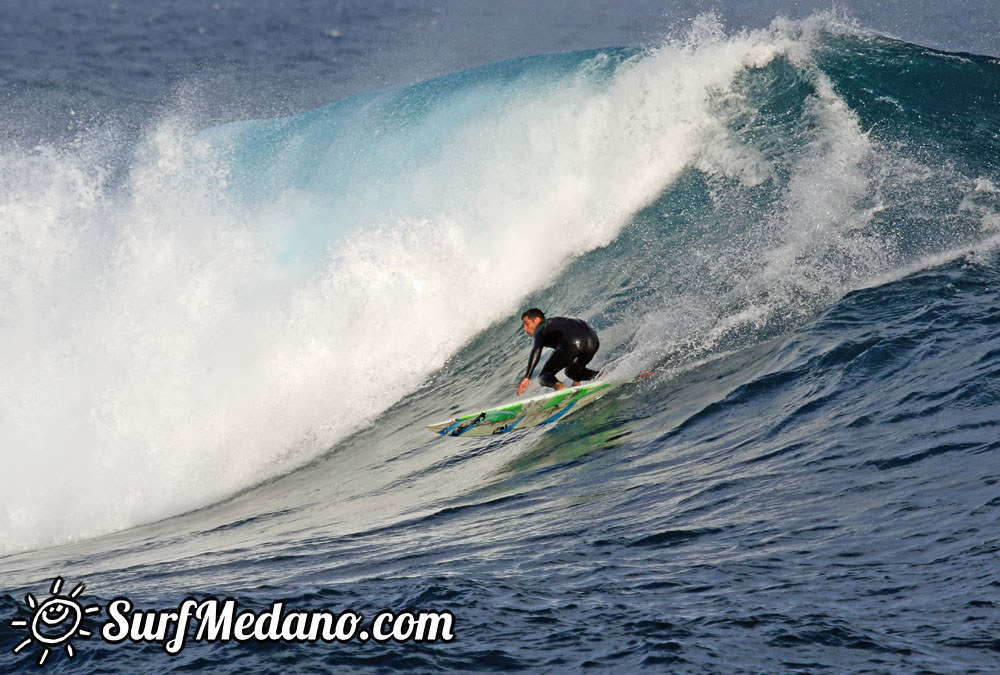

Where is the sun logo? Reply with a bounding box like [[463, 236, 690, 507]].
[[10, 577, 101, 666]]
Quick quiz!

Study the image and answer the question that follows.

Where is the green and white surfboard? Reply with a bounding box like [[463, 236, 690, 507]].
[[426, 381, 618, 437]]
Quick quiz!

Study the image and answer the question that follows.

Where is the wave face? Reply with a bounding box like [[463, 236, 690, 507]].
[[1, 15, 999, 671]]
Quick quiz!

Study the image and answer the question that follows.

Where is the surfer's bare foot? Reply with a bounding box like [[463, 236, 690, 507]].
[[571, 381, 581, 387], [554, 382, 567, 391]]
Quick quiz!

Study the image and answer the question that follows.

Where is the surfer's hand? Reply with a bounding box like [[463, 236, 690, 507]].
[[517, 377, 530, 396]]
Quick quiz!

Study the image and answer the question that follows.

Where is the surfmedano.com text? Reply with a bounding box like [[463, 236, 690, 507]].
[[101, 597, 456, 654]]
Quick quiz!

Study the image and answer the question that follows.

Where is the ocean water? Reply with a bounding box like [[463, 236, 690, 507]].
[[2, 2, 1000, 672]]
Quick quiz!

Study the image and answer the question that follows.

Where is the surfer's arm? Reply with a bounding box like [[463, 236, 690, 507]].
[[518, 338, 544, 395], [524, 343, 543, 380]]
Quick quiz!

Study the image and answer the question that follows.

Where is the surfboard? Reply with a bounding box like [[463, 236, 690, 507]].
[[426, 381, 619, 437]]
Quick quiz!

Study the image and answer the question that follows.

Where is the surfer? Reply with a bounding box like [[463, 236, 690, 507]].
[[517, 308, 600, 395]]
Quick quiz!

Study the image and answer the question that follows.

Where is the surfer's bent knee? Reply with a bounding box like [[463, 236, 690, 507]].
[[538, 372, 559, 389]]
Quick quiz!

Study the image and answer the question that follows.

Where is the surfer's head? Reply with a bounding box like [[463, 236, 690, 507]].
[[521, 308, 545, 336]]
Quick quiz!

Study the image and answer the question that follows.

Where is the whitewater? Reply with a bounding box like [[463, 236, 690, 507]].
[[2, 7, 999, 672]]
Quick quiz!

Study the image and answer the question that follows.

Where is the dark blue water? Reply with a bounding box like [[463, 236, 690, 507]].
[[2, 2, 1000, 672]]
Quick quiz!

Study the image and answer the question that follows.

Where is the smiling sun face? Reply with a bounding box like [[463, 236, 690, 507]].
[[33, 596, 82, 643], [11, 577, 100, 666]]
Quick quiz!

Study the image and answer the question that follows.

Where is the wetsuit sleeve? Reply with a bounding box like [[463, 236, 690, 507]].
[[524, 334, 544, 379]]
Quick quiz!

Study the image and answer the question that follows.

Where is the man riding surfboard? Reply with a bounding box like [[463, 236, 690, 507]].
[[517, 308, 601, 395]]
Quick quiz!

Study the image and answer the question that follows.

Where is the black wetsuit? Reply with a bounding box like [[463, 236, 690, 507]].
[[524, 317, 600, 389]]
